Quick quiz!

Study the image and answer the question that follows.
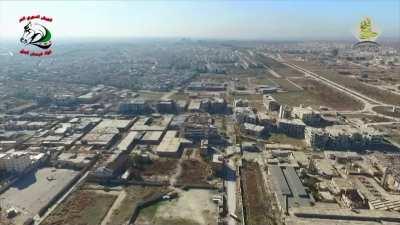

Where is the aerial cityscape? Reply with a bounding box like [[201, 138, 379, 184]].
[[0, 1, 400, 225]]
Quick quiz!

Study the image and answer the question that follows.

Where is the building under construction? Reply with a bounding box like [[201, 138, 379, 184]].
[[182, 113, 218, 141]]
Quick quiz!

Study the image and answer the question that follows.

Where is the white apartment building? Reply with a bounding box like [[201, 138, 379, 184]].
[[0, 152, 31, 173]]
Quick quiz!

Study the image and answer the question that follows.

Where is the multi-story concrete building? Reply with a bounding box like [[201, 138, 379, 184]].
[[156, 130, 186, 157], [233, 98, 249, 108], [257, 112, 275, 129], [279, 105, 291, 119], [234, 107, 257, 124], [305, 125, 383, 150], [183, 114, 218, 141], [119, 99, 150, 114], [369, 153, 400, 192], [292, 106, 321, 126], [241, 122, 266, 137], [0, 152, 31, 173], [208, 97, 227, 114], [263, 95, 280, 112], [277, 119, 306, 138], [156, 99, 177, 114], [0, 151, 45, 173]]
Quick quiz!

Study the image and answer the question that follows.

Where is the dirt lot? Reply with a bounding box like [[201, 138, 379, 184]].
[[137, 91, 165, 100], [344, 113, 395, 123], [170, 92, 190, 101], [41, 190, 116, 225], [177, 159, 213, 186], [253, 77, 278, 86], [131, 159, 178, 181], [266, 133, 307, 148], [241, 161, 278, 225], [373, 124, 400, 144], [272, 77, 363, 111], [106, 186, 170, 225], [289, 60, 400, 105], [372, 106, 400, 118], [270, 78, 302, 91], [135, 189, 218, 225]]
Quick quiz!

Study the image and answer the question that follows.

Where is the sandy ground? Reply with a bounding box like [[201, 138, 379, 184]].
[[136, 189, 218, 225]]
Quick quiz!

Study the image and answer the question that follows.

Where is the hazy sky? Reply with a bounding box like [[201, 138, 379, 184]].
[[0, 0, 399, 41]]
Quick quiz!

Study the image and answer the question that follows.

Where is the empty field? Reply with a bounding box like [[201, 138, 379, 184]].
[[290, 60, 400, 105], [194, 74, 231, 82], [177, 159, 213, 186], [241, 161, 278, 225], [131, 158, 178, 181], [272, 78, 363, 111], [266, 133, 307, 148], [253, 77, 278, 86], [106, 186, 170, 225], [257, 55, 303, 77], [135, 189, 217, 225], [271, 78, 302, 91], [373, 124, 400, 145], [344, 113, 395, 123], [140, 159, 178, 176], [137, 91, 165, 100], [41, 190, 116, 225], [372, 106, 400, 118], [169, 91, 190, 101]]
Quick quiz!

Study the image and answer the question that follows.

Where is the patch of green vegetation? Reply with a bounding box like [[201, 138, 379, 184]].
[[107, 186, 169, 225], [390, 135, 400, 145], [139, 201, 164, 219]]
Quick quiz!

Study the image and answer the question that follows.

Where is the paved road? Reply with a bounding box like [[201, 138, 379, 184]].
[[224, 159, 237, 225]]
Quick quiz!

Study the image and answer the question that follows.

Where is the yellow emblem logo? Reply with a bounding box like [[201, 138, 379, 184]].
[[358, 17, 379, 41]]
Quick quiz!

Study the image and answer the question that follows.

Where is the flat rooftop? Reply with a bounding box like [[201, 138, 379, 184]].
[[156, 130, 181, 154], [117, 131, 142, 151], [1, 167, 79, 224], [95, 119, 133, 130], [142, 131, 164, 142]]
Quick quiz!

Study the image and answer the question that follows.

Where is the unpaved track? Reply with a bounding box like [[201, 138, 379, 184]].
[[101, 190, 127, 225]]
